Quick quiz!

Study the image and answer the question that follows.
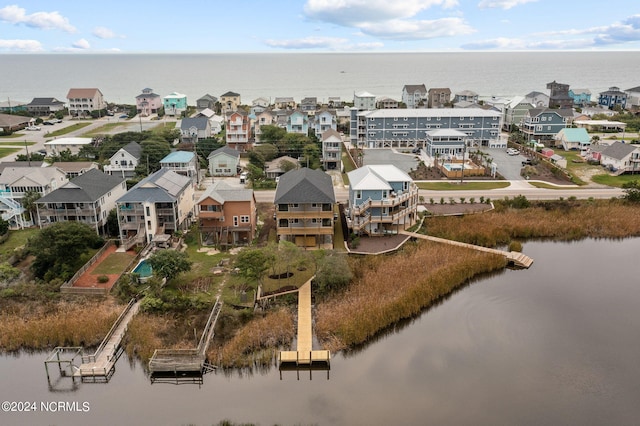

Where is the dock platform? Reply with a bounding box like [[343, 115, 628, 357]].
[[148, 297, 222, 375], [400, 231, 534, 268], [44, 298, 140, 383], [279, 280, 330, 375]]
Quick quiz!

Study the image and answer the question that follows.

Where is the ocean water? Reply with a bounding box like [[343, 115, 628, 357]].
[[1, 52, 638, 106]]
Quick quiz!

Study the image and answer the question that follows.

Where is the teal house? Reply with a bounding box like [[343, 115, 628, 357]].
[[163, 92, 187, 116], [554, 128, 591, 152]]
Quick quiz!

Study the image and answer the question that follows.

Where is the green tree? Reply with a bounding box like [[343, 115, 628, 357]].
[[105, 208, 119, 237], [622, 180, 640, 203], [146, 249, 192, 283], [21, 190, 41, 223], [314, 252, 352, 295], [15, 153, 45, 162], [0, 217, 9, 235], [28, 222, 104, 281], [258, 125, 287, 145], [136, 138, 171, 176], [234, 248, 272, 285]]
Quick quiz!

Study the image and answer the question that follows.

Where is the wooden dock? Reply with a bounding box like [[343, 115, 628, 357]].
[[45, 298, 140, 383], [399, 231, 534, 268], [148, 297, 222, 375], [279, 280, 331, 372]]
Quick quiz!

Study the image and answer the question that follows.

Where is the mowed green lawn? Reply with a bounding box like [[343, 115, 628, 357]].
[[91, 251, 136, 275]]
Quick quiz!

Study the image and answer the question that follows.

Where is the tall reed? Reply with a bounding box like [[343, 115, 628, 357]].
[[315, 242, 506, 351], [0, 299, 120, 351], [425, 200, 640, 246], [208, 308, 294, 368]]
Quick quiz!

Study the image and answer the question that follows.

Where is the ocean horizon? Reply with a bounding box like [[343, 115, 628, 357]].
[[2, 51, 638, 107]]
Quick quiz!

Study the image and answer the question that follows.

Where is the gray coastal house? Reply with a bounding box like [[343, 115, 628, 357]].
[[274, 168, 335, 248], [402, 84, 427, 109], [207, 146, 241, 176], [35, 169, 126, 234], [26, 97, 66, 116], [180, 116, 212, 142], [116, 168, 195, 248], [103, 142, 142, 178]]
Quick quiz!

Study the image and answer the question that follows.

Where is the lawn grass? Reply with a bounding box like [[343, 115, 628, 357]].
[[416, 181, 510, 190], [0, 133, 24, 139], [83, 123, 127, 136], [45, 122, 92, 137], [91, 251, 136, 275], [0, 141, 35, 146], [0, 228, 39, 262], [591, 173, 640, 187], [527, 181, 578, 189], [0, 148, 23, 158]]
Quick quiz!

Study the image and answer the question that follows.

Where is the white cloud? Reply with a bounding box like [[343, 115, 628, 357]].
[[467, 14, 640, 50], [360, 17, 474, 40], [264, 36, 383, 50], [72, 38, 90, 49], [0, 38, 43, 51], [302, 0, 471, 42], [305, 0, 458, 26], [93, 26, 122, 39], [0, 5, 76, 32], [265, 36, 348, 49], [478, 0, 537, 10]]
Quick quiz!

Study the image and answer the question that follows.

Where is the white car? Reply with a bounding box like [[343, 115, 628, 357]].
[[26, 125, 41, 131], [506, 148, 520, 156]]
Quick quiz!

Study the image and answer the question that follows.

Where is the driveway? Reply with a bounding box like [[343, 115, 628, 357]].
[[362, 149, 422, 174], [479, 147, 526, 180]]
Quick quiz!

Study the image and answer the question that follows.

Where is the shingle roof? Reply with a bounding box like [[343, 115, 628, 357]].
[[601, 142, 638, 160], [27, 97, 64, 106], [37, 169, 124, 203], [208, 146, 240, 159], [180, 117, 209, 131], [197, 181, 254, 204], [66, 88, 102, 99], [117, 168, 190, 203], [0, 166, 66, 186], [274, 168, 335, 204], [121, 142, 142, 159], [221, 91, 240, 97], [403, 84, 427, 94]]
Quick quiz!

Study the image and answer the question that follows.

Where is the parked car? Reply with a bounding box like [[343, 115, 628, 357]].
[[119, 114, 129, 119], [522, 158, 533, 166], [42, 120, 54, 125], [506, 148, 520, 156], [26, 125, 41, 131]]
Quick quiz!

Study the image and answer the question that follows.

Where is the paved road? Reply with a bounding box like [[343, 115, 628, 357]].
[[1, 115, 177, 160], [252, 181, 623, 204]]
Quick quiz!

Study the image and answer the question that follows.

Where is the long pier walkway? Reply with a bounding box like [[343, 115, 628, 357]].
[[148, 297, 222, 374], [279, 279, 330, 369], [75, 298, 140, 378], [45, 298, 141, 383], [399, 231, 534, 268]]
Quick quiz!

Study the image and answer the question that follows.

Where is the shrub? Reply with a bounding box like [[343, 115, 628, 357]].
[[97, 275, 109, 283], [508, 240, 523, 252]]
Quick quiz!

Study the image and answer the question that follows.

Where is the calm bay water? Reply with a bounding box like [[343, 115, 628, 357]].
[[1, 238, 639, 425], [2, 52, 639, 106]]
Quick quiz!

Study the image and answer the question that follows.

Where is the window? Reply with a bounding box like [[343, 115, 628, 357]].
[[240, 216, 250, 223], [355, 190, 362, 199], [233, 216, 239, 227]]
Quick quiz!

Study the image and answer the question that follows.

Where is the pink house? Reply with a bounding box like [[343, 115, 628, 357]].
[[136, 88, 162, 116]]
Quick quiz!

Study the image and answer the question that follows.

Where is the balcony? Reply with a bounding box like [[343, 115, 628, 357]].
[[277, 224, 334, 235], [350, 189, 418, 216]]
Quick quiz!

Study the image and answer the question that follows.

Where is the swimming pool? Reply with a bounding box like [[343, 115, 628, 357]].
[[133, 259, 153, 281]]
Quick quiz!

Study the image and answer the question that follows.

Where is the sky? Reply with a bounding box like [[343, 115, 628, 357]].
[[1, 0, 639, 53]]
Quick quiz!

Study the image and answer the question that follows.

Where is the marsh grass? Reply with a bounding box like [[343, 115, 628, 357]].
[[424, 199, 640, 246], [125, 311, 210, 362], [207, 308, 294, 368], [315, 242, 506, 351], [0, 299, 121, 351]]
